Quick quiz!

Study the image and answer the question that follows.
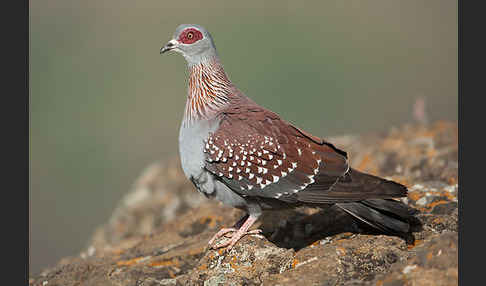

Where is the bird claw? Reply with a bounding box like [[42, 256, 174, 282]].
[[209, 229, 263, 250], [208, 227, 238, 246]]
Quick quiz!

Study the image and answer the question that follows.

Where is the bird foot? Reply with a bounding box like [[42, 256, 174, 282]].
[[208, 227, 238, 246], [209, 228, 263, 250]]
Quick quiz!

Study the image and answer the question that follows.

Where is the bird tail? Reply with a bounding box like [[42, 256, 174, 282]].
[[336, 198, 418, 234], [296, 168, 420, 235]]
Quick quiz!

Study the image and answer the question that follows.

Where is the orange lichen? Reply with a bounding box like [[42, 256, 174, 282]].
[[116, 256, 146, 266], [426, 251, 434, 261], [432, 217, 444, 225], [229, 255, 239, 270], [292, 258, 299, 269], [440, 191, 457, 201], [148, 258, 180, 268], [426, 200, 450, 211], [407, 239, 423, 250], [336, 247, 347, 256], [311, 240, 321, 247], [167, 269, 177, 278], [407, 191, 422, 202]]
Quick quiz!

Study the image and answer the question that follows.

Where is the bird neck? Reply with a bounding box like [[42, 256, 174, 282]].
[[183, 56, 235, 126]]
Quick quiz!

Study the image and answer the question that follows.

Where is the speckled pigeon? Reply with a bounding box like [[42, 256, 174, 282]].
[[160, 24, 416, 250]]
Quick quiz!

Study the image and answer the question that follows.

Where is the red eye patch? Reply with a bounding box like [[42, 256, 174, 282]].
[[178, 28, 203, 44]]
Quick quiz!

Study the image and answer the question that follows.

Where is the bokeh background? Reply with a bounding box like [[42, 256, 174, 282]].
[[29, 0, 457, 275]]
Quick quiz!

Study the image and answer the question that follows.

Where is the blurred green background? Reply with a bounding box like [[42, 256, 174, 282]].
[[29, 0, 457, 275]]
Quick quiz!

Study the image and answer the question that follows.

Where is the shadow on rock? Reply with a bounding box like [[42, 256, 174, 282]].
[[259, 205, 423, 251]]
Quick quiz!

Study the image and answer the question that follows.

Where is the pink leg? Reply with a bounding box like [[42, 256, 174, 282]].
[[207, 214, 249, 246], [209, 215, 262, 250]]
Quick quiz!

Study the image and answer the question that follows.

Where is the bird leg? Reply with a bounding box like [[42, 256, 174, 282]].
[[208, 214, 262, 250], [207, 214, 248, 246]]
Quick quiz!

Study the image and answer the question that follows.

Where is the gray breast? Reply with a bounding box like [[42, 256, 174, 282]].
[[178, 118, 249, 209], [178, 118, 219, 180]]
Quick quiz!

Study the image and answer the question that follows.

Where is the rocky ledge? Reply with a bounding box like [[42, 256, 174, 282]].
[[30, 121, 458, 286]]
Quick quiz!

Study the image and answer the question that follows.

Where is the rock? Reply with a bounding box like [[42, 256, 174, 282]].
[[370, 232, 458, 286], [29, 121, 458, 286]]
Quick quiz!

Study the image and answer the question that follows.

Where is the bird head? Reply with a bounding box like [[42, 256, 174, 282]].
[[160, 24, 218, 65]]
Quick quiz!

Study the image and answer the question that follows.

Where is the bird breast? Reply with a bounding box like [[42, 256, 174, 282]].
[[178, 118, 220, 181]]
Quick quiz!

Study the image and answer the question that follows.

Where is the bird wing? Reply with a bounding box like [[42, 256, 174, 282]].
[[203, 103, 352, 201]]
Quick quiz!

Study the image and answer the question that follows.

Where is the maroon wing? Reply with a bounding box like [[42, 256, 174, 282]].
[[203, 104, 351, 201]]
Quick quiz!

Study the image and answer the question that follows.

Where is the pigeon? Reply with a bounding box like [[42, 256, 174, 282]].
[[160, 24, 417, 250]]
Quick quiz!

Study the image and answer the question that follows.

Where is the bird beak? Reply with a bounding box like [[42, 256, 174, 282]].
[[160, 39, 178, 54]]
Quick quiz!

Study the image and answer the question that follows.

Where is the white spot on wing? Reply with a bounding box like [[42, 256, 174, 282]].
[[308, 175, 315, 184]]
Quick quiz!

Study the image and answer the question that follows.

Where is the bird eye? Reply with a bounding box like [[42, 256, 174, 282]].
[[178, 29, 201, 44]]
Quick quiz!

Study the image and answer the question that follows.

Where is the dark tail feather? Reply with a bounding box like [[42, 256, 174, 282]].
[[297, 168, 409, 204], [336, 199, 417, 234]]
